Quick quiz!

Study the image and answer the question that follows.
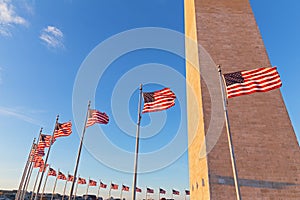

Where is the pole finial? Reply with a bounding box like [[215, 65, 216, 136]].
[[217, 64, 222, 73]]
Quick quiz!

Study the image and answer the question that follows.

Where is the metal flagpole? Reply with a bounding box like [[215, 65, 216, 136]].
[[73, 175, 79, 200], [96, 180, 101, 200], [85, 177, 90, 200], [16, 137, 37, 200], [69, 101, 91, 200], [35, 115, 59, 200], [218, 65, 242, 200], [51, 168, 59, 200], [31, 170, 41, 200], [21, 162, 34, 200], [158, 189, 160, 200], [62, 171, 69, 200], [145, 187, 147, 200], [131, 84, 143, 200], [108, 181, 112, 199], [40, 165, 50, 200], [120, 186, 123, 200]]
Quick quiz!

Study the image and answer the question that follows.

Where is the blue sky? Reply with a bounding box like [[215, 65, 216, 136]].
[[0, 0, 299, 200]]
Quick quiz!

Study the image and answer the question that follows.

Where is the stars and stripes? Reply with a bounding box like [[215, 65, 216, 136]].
[[78, 177, 86, 184], [100, 182, 107, 188], [48, 168, 57, 176], [54, 121, 72, 139], [122, 185, 129, 191], [86, 109, 109, 127], [142, 88, 176, 113], [136, 187, 142, 193], [39, 164, 48, 172], [146, 187, 154, 194], [172, 189, 180, 195], [111, 183, 118, 190], [57, 172, 67, 180], [39, 134, 55, 148], [223, 67, 282, 98], [89, 179, 97, 186], [185, 190, 190, 195], [67, 174, 74, 182], [159, 188, 166, 194]]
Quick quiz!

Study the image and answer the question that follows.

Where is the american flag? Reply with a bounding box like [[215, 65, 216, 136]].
[[185, 190, 190, 195], [57, 172, 67, 180], [142, 88, 176, 113], [67, 174, 74, 182], [172, 189, 180, 195], [34, 148, 45, 157], [159, 188, 166, 194], [122, 185, 129, 191], [100, 182, 107, 188], [86, 109, 109, 127], [39, 164, 48, 172], [54, 121, 72, 139], [146, 187, 154, 194], [33, 159, 44, 168], [136, 187, 142, 193], [111, 183, 118, 190], [48, 168, 57, 176], [38, 134, 55, 149], [89, 179, 97, 186], [223, 67, 282, 98], [78, 177, 86, 184]]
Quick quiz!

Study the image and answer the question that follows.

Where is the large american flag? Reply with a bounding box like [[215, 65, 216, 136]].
[[122, 185, 129, 191], [57, 172, 67, 180], [172, 189, 180, 195], [54, 121, 72, 139], [86, 109, 109, 127], [100, 182, 107, 188], [142, 88, 176, 113], [159, 188, 166, 194], [89, 179, 97, 186], [78, 177, 86, 184], [48, 168, 57, 176], [146, 187, 154, 194], [223, 67, 282, 98]]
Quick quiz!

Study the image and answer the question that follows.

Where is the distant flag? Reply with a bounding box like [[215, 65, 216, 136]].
[[100, 182, 107, 188], [223, 67, 282, 98], [136, 187, 142, 193], [54, 121, 72, 139], [39, 164, 48, 172], [159, 188, 166, 194], [185, 190, 190, 195], [111, 183, 118, 190], [86, 109, 109, 127], [146, 187, 154, 194], [48, 168, 57, 176], [34, 148, 45, 157], [33, 159, 44, 168], [57, 172, 67, 180], [142, 88, 176, 113], [78, 177, 86, 184], [67, 174, 74, 182], [39, 134, 55, 148], [172, 189, 180, 195], [122, 185, 129, 191], [89, 179, 97, 186]]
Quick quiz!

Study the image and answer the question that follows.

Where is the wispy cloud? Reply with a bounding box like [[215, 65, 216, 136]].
[[40, 26, 64, 49], [0, 0, 28, 36], [0, 106, 44, 126]]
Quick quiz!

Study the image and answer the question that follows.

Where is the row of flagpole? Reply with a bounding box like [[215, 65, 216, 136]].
[[16, 65, 282, 200]]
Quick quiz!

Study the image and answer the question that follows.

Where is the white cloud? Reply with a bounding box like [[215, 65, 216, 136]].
[[40, 25, 64, 48], [0, 0, 27, 36], [0, 106, 44, 126]]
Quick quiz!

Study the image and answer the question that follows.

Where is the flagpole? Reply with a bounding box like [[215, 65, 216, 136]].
[[20, 158, 33, 200], [69, 101, 91, 200], [96, 180, 101, 199], [120, 184, 123, 200], [31, 170, 41, 200], [51, 168, 59, 200], [108, 181, 112, 199], [35, 115, 59, 200], [85, 177, 90, 200], [16, 137, 37, 200], [158, 189, 160, 200], [132, 84, 143, 200], [145, 186, 147, 200], [73, 174, 79, 200], [62, 172, 69, 200], [40, 165, 50, 200], [218, 65, 242, 200], [21, 162, 34, 200]]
